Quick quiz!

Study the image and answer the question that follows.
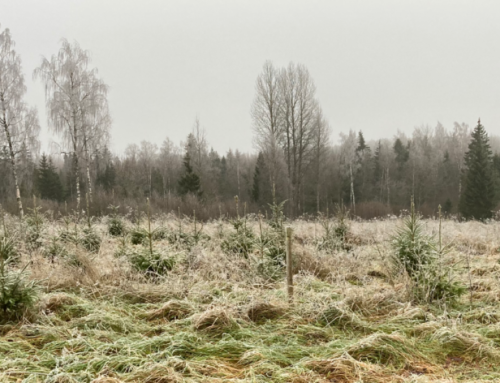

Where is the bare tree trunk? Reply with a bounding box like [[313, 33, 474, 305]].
[[386, 167, 390, 208], [458, 164, 462, 201], [84, 139, 93, 204], [0, 98, 23, 218], [72, 107, 81, 211], [237, 160, 241, 197], [350, 164, 355, 216], [149, 168, 152, 198], [74, 152, 81, 211]]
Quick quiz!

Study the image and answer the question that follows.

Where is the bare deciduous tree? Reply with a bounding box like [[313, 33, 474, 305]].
[[34, 40, 97, 210], [81, 72, 111, 203], [450, 122, 470, 200], [0, 26, 40, 217], [339, 130, 358, 214], [279, 63, 318, 216], [311, 107, 330, 212], [251, 61, 284, 193]]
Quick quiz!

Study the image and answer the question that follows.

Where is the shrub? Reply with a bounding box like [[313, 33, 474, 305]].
[[316, 204, 352, 251], [108, 217, 125, 237], [43, 237, 68, 262], [391, 200, 465, 304], [107, 205, 126, 237], [391, 204, 435, 277], [152, 226, 168, 240], [255, 255, 283, 281], [0, 236, 18, 263], [80, 227, 102, 253], [221, 218, 255, 258], [129, 248, 175, 277], [0, 257, 38, 322], [130, 227, 148, 245], [25, 202, 44, 250]]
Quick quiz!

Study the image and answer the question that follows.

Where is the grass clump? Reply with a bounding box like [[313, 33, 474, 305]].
[[247, 301, 285, 323], [147, 300, 192, 321], [193, 307, 234, 333], [432, 327, 499, 362], [317, 304, 368, 331], [41, 293, 77, 314], [347, 332, 423, 368]]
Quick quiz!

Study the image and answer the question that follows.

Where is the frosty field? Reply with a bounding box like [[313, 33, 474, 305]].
[[1, 214, 500, 383]]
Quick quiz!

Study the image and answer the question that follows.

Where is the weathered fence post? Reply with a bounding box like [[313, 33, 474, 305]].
[[286, 227, 293, 304]]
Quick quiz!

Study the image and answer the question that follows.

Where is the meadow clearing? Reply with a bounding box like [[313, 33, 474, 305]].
[[1, 208, 500, 383]]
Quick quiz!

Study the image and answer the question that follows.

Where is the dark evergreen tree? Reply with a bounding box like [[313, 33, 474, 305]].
[[178, 152, 202, 197], [36, 154, 64, 201], [97, 163, 116, 193], [459, 120, 496, 220], [355, 131, 372, 202], [372, 140, 384, 201], [356, 131, 368, 153], [218, 156, 228, 198], [492, 153, 500, 206], [251, 152, 265, 202], [442, 198, 452, 215], [393, 138, 410, 180]]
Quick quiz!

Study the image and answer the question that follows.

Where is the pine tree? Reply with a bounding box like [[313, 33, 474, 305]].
[[178, 152, 202, 197], [459, 120, 496, 220]]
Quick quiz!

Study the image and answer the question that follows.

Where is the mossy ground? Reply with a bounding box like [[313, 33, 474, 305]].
[[2, 216, 500, 382]]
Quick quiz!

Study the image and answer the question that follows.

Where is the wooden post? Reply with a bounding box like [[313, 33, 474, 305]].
[[286, 227, 293, 304]]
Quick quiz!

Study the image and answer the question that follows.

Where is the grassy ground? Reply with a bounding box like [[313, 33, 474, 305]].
[[1, 213, 500, 382]]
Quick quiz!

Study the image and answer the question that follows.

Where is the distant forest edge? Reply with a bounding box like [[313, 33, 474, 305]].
[[1, 27, 500, 220]]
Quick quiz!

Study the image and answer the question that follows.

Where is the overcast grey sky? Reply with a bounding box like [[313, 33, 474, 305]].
[[2, 0, 500, 154]]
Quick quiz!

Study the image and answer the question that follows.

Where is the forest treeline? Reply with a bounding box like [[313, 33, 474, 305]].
[[1, 26, 500, 219]]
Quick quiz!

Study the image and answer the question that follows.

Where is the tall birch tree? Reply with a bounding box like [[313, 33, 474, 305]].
[[34, 40, 96, 210], [0, 26, 40, 218]]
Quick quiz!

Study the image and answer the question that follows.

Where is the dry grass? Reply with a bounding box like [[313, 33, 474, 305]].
[[1, 216, 500, 382], [146, 300, 193, 321], [192, 307, 235, 333], [246, 301, 286, 322]]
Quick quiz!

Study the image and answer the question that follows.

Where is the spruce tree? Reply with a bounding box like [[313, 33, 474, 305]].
[[251, 152, 265, 203], [48, 158, 64, 201], [36, 154, 64, 201], [459, 120, 496, 220], [493, 153, 500, 206], [178, 152, 202, 197]]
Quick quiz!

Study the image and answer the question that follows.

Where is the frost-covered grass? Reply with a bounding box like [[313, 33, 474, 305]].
[[1, 214, 500, 382]]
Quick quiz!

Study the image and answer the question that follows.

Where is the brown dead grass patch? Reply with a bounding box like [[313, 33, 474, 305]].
[[147, 300, 192, 321], [246, 301, 285, 323], [193, 307, 234, 333], [41, 293, 77, 313]]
